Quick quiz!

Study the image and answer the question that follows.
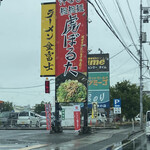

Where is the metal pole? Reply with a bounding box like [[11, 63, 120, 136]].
[[140, 1, 143, 129]]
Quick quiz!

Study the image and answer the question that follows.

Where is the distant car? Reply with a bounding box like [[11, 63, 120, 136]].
[[39, 111, 46, 127], [88, 113, 107, 124], [0, 111, 10, 127], [0, 111, 19, 127], [39, 111, 55, 127], [7, 112, 19, 127], [17, 111, 39, 127]]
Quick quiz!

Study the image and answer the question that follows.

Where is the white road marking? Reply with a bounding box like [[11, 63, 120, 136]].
[[115, 132, 145, 150], [19, 144, 48, 150]]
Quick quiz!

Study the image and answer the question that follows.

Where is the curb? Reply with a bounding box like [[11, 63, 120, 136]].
[[127, 129, 145, 140], [0, 126, 118, 130]]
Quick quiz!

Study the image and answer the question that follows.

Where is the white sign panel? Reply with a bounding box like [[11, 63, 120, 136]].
[[74, 105, 81, 112], [114, 107, 121, 114]]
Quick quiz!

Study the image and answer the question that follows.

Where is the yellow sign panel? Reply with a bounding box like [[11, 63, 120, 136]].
[[92, 102, 98, 119], [41, 3, 56, 76]]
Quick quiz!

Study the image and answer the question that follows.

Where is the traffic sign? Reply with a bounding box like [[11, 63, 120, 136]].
[[114, 99, 121, 114], [114, 99, 121, 108], [114, 107, 121, 114]]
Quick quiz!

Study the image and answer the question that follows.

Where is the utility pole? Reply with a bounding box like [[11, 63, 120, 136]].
[[139, 0, 150, 129], [139, 0, 143, 130]]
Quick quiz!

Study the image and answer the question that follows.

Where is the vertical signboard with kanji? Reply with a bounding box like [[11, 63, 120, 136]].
[[41, 3, 56, 77], [88, 54, 110, 108], [45, 78, 50, 93], [74, 105, 81, 131], [56, 0, 88, 103], [45, 104, 51, 130]]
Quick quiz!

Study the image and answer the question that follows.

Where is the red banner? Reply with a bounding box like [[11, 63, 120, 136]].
[[56, 0, 87, 76], [45, 104, 51, 130], [56, 0, 88, 103], [74, 105, 81, 131]]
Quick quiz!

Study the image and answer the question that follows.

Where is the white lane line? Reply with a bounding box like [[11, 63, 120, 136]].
[[101, 131, 145, 150], [19, 144, 48, 150], [0, 145, 17, 147], [115, 132, 145, 150]]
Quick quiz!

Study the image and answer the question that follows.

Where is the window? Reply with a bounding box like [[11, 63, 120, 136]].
[[19, 112, 29, 116]]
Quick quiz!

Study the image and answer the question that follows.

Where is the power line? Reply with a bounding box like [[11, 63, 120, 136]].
[[88, 0, 140, 65], [110, 44, 133, 59], [115, 0, 139, 53], [126, 0, 139, 37], [97, 0, 127, 47], [111, 66, 139, 79], [0, 82, 55, 89]]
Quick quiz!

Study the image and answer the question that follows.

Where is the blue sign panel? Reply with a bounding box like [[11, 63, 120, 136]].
[[88, 90, 110, 108], [113, 99, 121, 108], [88, 102, 110, 108]]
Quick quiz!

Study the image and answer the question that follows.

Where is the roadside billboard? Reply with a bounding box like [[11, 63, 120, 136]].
[[41, 3, 56, 77], [88, 90, 110, 108], [56, 0, 88, 103], [88, 54, 110, 108], [88, 54, 109, 72], [88, 72, 109, 90]]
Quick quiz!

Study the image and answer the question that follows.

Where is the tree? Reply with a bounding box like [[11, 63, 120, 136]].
[[34, 101, 50, 114], [1, 101, 13, 112], [110, 80, 140, 121]]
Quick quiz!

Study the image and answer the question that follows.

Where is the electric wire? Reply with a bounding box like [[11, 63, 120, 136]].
[[92, 0, 150, 83], [126, 0, 139, 37], [111, 66, 138, 78], [94, 0, 111, 27], [91, 0, 150, 80], [92, 0, 140, 63], [97, 0, 127, 48], [88, 0, 140, 65], [115, 0, 139, 53], [110, 44, 133, 59], [0, 82, 55, 89]]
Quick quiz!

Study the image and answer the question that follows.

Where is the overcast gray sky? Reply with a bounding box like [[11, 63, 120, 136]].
[[0, 0, 150, 107]]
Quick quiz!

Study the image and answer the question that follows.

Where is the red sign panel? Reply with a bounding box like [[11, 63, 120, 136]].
[[74, 105, 81, 131], [45, 104, 51, 130], [56, 0, 88, 103], [45, 80, 50, 93], [56, 0, 87, 76]]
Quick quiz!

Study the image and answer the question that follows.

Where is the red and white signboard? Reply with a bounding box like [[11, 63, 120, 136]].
[[45, 104, 51, 130], [56, 0, 88, 77], [74, 105, 81, 131]]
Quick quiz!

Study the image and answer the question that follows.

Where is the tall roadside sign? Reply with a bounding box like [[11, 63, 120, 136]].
[[56, 0, 89, 133], [88, 54, 110, 108], [41, 3, 56, 77], [56, 0, 88, 103]]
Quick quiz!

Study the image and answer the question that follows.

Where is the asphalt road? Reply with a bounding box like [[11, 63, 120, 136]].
[[0, 130, 88, 150], [0, 126, 143, 150]]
